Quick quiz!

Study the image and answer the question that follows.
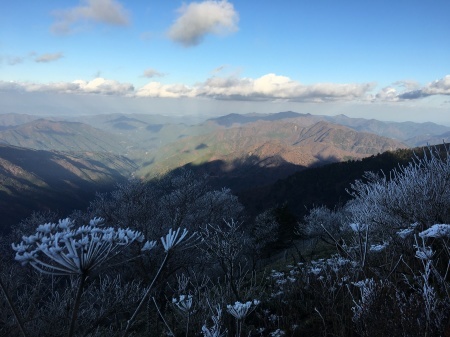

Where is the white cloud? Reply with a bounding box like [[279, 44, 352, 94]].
[[195, 74, 375, 102], [35, 52, 64, 63], [398, 75, 450, 100], [73, 78, 134, 95], [374, 87, 399, 102], [392, 80, 419, 91], [0, 78, 133, 96], [167, 0, 239, 47], [136, 82, 194, 98], [422, 75, 450, 95], [51, 0, 130, 34], [142, 68, 165, 78]]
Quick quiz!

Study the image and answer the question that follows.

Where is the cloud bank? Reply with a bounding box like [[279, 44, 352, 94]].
[[399, 75, 450, 99], [0, 78, 133, 96], [167, 0, 239, 47], [51, 0, 130, 34], [3, 74, 450, 104], [372, 76, 450, 101], [0, 74, 373, 102]]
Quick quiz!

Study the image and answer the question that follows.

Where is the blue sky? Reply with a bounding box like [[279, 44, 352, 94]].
[[1, 0, 450, 124]]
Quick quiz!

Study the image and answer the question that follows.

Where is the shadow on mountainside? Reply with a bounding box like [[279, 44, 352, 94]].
[[0, 145, 133, 234], [238, 146, 437, 227]]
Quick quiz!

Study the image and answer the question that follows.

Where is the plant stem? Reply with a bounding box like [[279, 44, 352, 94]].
[[0, 276, 28, 337], [152, 296, 175, 336], [68, 273, 87, 337], [122, 253, 169, 337]]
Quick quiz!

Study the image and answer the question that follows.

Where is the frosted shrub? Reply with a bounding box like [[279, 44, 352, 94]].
[[348, 145, 450, 238], [302, 205, 349, 239]]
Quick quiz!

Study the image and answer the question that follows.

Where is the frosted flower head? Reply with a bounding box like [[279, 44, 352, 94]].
[[226, 300, 259, 320], [369, 242, 388, 252], [397, 228, 414, 239], [141, 240, 157, 251], [172, 294, 193, 312], [12, 218, 145, 276], [349, 223, 367, 232], [270, 329, 286, 337], [161, 227, 193, 252], [415, 245, 434, 260], [419, 224, 450, 239]]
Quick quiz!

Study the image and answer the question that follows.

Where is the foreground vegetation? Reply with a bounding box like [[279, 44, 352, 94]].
[[1, 145, 449, 336]]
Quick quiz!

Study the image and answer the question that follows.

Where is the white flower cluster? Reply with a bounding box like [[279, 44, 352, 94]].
[[269, 329, 286, 337], [12, 217, 145, 275], [269, 255, 359, 299], [226, 300, 260, 320], [161, 227, 192, 252], [396, 222, 419, 239], [351, 278, 378, 322], [419, 224, 450, 239], [172, 294, 193, 312], [349, 223, 367, 232], [369, 242, 389, 253]]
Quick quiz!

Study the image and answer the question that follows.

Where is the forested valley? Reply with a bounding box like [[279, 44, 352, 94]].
[[1, 143, 449, 336]]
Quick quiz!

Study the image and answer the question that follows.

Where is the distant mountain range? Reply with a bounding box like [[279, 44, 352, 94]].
[[0, 119, 131, 154], [206, 111, 450, 146], [137, 119, 406, 188], [0, 111, 449, 231]]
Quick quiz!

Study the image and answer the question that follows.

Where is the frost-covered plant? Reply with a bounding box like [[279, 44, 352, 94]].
[[227, 300, 260, 320], [201, 306, 226, 337], [172, 294, 195, 337], [302, 205, 349, 239], [269, 329, 285, 337], [12, 217, 145, 276], [347, 145, 450, 238], [173, 294, 194, 313], [200, 220, 252, 301], [122, 227, 195, 337], [419, 224, 450, 239], [227, 300, 260, 337], [11, 217, 147, 337]]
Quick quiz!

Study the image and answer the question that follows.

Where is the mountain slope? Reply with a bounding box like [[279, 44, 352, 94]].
[[0, 119, 131, 154], [138, 119, 406, 189], [0, 113, 41, 129], [237, 146, 430, 223], [324, 114, 450, 145], [70, 113, 216, 151], [0, 144, 137, 233]]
